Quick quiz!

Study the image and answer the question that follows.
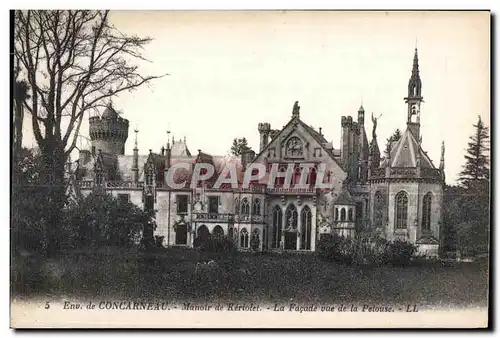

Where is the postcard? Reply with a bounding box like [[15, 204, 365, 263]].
[[11, 10, 490, 328]]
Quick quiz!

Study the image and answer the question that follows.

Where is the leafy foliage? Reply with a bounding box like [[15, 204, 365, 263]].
[[383, 240, 417, 266], [198, 235, 237, 254], [317, 233, 417, 267], [230, 137, 251, 156], [384, 128, 402, 156], [64, 191, 155, 249], [459, 116, 490, 187], [442, 117, 490, 256]]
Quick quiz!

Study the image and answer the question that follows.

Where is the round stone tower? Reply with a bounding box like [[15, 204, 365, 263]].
[[89, 103, 129, 155]]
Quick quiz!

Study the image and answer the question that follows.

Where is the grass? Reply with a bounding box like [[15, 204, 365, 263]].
[[11, 247, 489, 309]]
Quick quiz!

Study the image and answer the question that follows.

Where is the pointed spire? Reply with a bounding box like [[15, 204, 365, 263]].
[[440, 141, 445, 170], [166, 128, 171, 150], [412, 48, 420, 77], [134, 126, 139, 150]]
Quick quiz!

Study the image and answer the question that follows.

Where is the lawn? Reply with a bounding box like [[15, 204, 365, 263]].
[[11, 247, 489, 309]]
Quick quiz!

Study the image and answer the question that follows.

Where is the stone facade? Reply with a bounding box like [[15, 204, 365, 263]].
[[73, 49, 445, 255]]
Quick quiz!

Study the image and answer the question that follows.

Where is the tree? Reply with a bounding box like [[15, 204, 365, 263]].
[[14, 10, 165, 254], [13, 65, 31, 164], [64, 191, 155, 249], [230, 137, 251, 156], [459, 116, 490, 189], [384, 128, 402, 156]]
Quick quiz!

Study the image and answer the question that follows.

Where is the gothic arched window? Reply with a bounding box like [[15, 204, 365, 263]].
[[241, 198, 250, 216], [286, 137, 303, 157], [395, 191, 409, 229], [300, 206, 312, 250], [348, 208, 353, 221], [340, 208, 346, 221], [145, 169, 154, 186], [422, 192, 432, 232], [374, 191, 385, 228], [285, 204, 298, 231], [272, 206, 282, 249], [334, 208, 339, 221], [240, 228, 249, 248], [213, 225, 224, 238], [234, 198, 240, 214], [253, 198, 261, 216]]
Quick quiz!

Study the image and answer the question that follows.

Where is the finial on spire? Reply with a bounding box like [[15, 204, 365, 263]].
[[412, 48, 420, 76], [134, 126, 139, 149]]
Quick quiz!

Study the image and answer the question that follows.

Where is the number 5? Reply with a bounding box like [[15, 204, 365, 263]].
[[45, 302, 50, 309]]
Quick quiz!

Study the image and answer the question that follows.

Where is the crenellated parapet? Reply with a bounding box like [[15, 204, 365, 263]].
[[89, 104, 129, 155]]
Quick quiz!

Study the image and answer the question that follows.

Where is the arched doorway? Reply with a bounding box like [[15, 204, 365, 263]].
[[175, 222, 188, 245], [194, 224, 210, 247], [213, 225, 224, 238]]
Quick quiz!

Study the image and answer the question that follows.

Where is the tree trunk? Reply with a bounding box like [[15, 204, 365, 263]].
[[13, 99, 24, 169], [40, 144, 67, 257]]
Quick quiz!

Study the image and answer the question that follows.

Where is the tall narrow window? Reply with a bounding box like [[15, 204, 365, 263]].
[[348, 208, 354, 221], [176, 195, 188, 214], [96, 170, 104, 186], [208, 196, 219, 214], [272, 206, 282, 248], [422, 192, 432, 232], [300, 206, 312, 250], [395, 191, 409, 229], [234, 198, 240, 214], [241, 198, 250, 216], [340, 208, 346, 221], [374, 191, 385, 228], [285, 204, 298, 231], [253, 198, 261, 216], [334, 208, 339, 221], [240, 228, 249, 248], [146, 169, 154, 186]]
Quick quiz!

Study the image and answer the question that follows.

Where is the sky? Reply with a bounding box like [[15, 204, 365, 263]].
[[21, 10, 490, 184]]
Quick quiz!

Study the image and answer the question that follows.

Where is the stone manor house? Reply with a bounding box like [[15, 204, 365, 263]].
[[71, 49, 445, 256]]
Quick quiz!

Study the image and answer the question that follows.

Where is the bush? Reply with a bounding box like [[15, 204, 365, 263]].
[[154, 236, 165, 248], [316, 233, 354, 264], [383, 240, 417, 266], [198, 235, 236, 254], [64, 191, 155, 250]]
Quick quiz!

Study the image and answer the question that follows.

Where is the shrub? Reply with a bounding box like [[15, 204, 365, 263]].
[[384, 240, 417, 266], [199, 235, 236, 254], [154, 236, 165, 248], [316, 233, 354, 264], [64, 191, 155, 250]]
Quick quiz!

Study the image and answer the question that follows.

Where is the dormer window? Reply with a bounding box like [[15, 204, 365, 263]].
[[95, 170, 104, 186]]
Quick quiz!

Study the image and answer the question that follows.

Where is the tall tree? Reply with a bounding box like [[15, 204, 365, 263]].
[[14, 10, 165, 255], [384, 128, 402, 156], [230, 137, 251, 156], [459, 115, 490, 188], [13, 64, 30, 163]]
